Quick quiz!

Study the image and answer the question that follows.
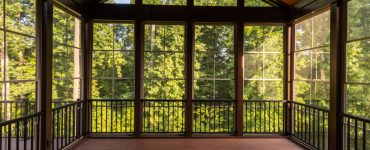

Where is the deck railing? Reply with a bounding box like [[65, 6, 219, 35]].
[[344, 113, 370, 150], [243, 100, 285, 134], [0, 112, 41, 150], [289, 101, 329, 150], [52, 100, 84, 150]]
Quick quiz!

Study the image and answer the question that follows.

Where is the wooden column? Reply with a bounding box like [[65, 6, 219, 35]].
[[81, 17, 92, 136], [235, 22, 244, 136], [285, 23, 293, 136], [36, 0, 53, 149], [329, 0, 346, 149], [185, 22, 194, 137], [134, 20, 144, 136]]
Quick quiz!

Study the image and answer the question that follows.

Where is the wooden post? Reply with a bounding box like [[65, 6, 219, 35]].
[[329, 0, 346, 149], [185, 22, 194, 137], [81, 17, 92, 137], [36, 0, 53, 149], [134, 20, 144, 136], [235, 22, 244, 136], [284, 23, 293, 136]]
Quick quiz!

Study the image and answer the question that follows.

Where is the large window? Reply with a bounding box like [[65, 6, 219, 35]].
[[92, 23, 135, 99], [346, 0, 370, 117], [244, 26, 283, 100], [52, 6, 81, 103], [0, 0, 36, 102], [294, 11, 330, 107]]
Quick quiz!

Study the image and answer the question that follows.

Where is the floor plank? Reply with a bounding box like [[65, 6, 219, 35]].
[[73, 138, 304, 150]]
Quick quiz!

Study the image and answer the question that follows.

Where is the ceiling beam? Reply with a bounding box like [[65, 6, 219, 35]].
[[88, 4, 288, 23], [289, 0, 336, 21]]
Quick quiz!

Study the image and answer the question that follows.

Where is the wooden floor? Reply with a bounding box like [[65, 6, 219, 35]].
[[73, 138, 304, 150]]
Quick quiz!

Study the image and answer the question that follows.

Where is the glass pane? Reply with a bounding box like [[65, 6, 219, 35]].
[[92, 51, 114, 78], [244, 26, 283, 52], [215, 80, 234, 100], [113, 79, 134, 99], [348, 0, 370, 41], [244, 53, 263, 79], [144, 80, 163, 99], [144, 51, 164, 79], [194, 80, 213, 100], [6, 33, 36, 81], [114, 51, 135, 78], [264, 80, 283, 100], [346, 84, 370, 118], [5, 0, 36, 36], [143, 0, 186, 5], [53, 44, 72, 78], [52, 79, 73, 101], [245, 0, 272, 7], [312, 11, 330, 48], [194, 52, 214, 78], [312, 48, 330, 80], [93, 23, 114, 50], [295, 50, 312, 80], [9, 81, 36, 100], [244, 80, 264, 100], [53, 7, 80, 47], [144, 25, 184, 52], [295, 19, 312, 51], [91, 79, 113, 99], [162, 80, 185, 99], [194, 0, 236, 6], [294, 81, 311, 103], [114, 24, 134, 50], [347, 40, 370, 83], [164, 52, 185, 79], [264, 53, 283, 79], [215, 52, 234, 78], [105, 0, 135, 4], [311, 82, 329, 107]]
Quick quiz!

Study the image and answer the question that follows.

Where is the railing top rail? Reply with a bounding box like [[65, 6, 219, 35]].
[[142, 99, 185, 102], [243, 100, 286, 102], [288, 101, 330, 112], [52, 100, 84, 112], [344, 113, 370, 123], [193, 99, 235, 102], [89, 99, 135, 101], [0, 112, 42, 126]]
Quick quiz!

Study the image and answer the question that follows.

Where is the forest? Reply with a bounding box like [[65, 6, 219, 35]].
[[0, 0, 367, 134]]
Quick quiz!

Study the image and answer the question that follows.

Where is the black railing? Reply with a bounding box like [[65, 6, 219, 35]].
[[193, 100, 235, 133], [0, 100, 75, 122], [289, 101, 329, 150], [89, 99, 134, 133], [0, 112, 41, 150], [143, 100, 185, 133], [52, 101, 84, 150], [344, 113, 370, 150], [243, 100, 284, 134]]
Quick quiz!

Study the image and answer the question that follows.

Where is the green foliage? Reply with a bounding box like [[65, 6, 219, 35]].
[[194, 0, 236, 6]]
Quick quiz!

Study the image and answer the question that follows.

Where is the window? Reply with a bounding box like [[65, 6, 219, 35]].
[[294, 11, 330, 107], [92, 23, 135, 99], [245, 0, 273, 7], [244, 26, 283, 100], [143, 0, 186, 5], [52, 6, 82, 104], [0, 0, 36, 103], [194, 0, 236, 6], [194, 25, 235, 100], [143, 24, 185, 100], [346, 0, 370, 117], [104, 0, 135, 4]]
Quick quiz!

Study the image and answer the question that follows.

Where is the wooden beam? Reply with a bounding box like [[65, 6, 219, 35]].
[[289, 0, 335, 21], [283, 24, 291, 135], [134, 20, 144, 136], [36, 0, 53, 149], [185, 22, 194, 137], [54, 0, 84, 16], [235, 22, 244, 136], [81, 17, 93, 136], [328, 0, 346, 149], [89, 5, 288, 23]]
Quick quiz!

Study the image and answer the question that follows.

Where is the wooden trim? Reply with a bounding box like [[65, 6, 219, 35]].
[[235, 22, 244, 136], [89, 5, 288, 23], [328, 0, 346, 149], [134, 21, 144, 136], [289, 0, 335, 22], [37, 0, 53, 149], [185, 22, 194, 137], [283, 24, 289, 135]]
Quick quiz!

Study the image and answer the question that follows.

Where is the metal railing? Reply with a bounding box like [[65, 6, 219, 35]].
[[344, 113, 370, 150], [89, 99, 135, 133], [0, 112, 41, 150], [289, 101, 329, 150], [143, 100, 185, 133], [243, 100, 285, 134], [193, 100, 235, 134], [52, 100, 84, 150]]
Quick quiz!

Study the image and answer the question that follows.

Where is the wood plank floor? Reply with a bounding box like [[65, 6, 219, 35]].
[[73, 138, 304, 150]]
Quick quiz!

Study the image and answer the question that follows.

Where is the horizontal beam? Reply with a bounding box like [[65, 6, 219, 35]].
[[289, 0, 335, 21], [55, 0, 84, 16], [89, 5, 288, 23]]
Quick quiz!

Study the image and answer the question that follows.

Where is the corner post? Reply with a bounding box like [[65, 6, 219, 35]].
[[235, 22, 244, 136], [134, 20, 144, 136], [185, 21, 194, 137]]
